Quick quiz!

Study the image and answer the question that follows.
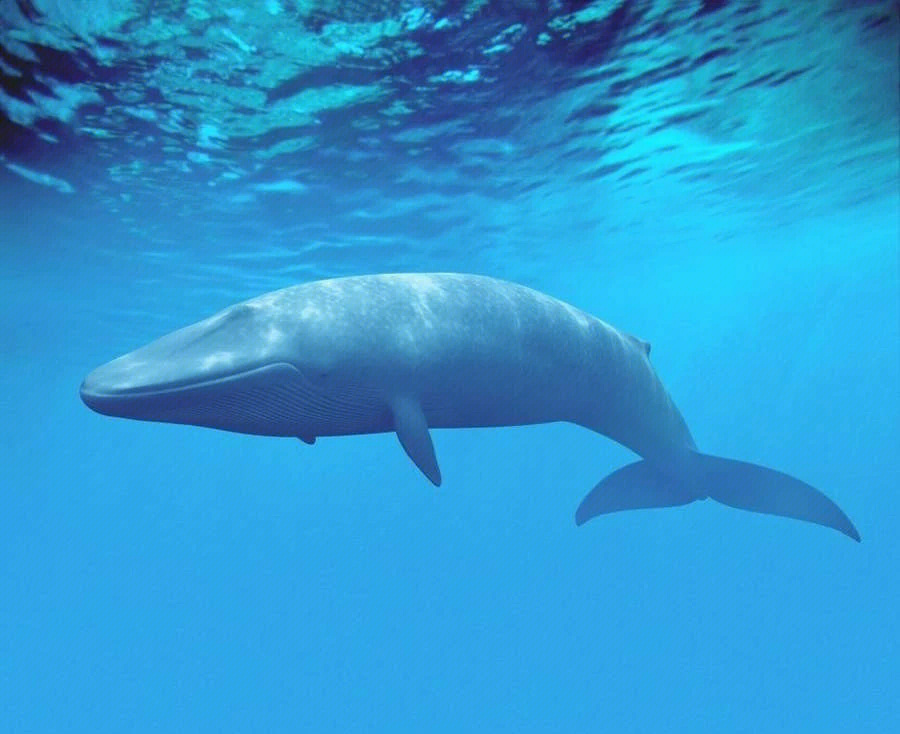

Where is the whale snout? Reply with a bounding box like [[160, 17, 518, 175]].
[[79, 346, 250, 423], [79, 371, 112, 413], [79, 352, 178, 418], [79, 356, 151, 416], [79, 378, 131, 417], [81, 352, 155, 397]]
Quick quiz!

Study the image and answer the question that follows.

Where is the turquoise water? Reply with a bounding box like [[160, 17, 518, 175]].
[[2, 2, 898, 731]]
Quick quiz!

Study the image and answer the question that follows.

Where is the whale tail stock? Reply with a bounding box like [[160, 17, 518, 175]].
[[574, 451, 860, 541]]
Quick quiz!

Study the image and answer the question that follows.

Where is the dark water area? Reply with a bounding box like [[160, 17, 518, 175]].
[[1, 2, 898, 732]]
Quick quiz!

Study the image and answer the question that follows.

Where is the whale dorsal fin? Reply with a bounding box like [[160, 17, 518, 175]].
[[391, 395, 442, 486], [625, 332, 651, 356]]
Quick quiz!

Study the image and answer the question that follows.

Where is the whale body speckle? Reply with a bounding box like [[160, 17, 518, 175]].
[[81, 273, 859, 541]]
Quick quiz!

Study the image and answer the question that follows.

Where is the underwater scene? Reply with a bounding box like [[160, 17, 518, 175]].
[[1, 1, 898, 731]]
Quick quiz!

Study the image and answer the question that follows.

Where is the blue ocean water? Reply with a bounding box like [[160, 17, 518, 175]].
[[1, 1, 898, 731]]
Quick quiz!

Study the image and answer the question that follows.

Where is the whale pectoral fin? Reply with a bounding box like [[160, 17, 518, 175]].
[[391, 396, 442, 486], [297, 433, 316, 445], [575, 460, 699, 525]]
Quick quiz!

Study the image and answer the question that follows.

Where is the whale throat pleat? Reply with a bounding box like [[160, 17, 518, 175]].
[[138, 363, 386, 437]]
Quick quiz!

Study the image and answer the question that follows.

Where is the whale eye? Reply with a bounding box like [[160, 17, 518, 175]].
[[302, 366, 332, 383], [297, 359, 336, 383]]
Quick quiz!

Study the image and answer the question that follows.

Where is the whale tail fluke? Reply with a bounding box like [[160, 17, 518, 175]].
[[574, 459, 698, 523], [575, 451, 860, 542]]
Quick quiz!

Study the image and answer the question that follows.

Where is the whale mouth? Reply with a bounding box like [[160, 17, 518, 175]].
[[80, 361, 385, 438], [79, 362, 317, 436], [80, 365, 253, 401], [79, 362, 290, 414]]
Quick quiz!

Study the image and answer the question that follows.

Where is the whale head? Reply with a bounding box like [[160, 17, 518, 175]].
[[79, 288, 382, 437]]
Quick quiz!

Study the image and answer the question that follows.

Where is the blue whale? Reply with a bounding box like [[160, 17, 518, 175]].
[[80, 273, 859, 541]]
